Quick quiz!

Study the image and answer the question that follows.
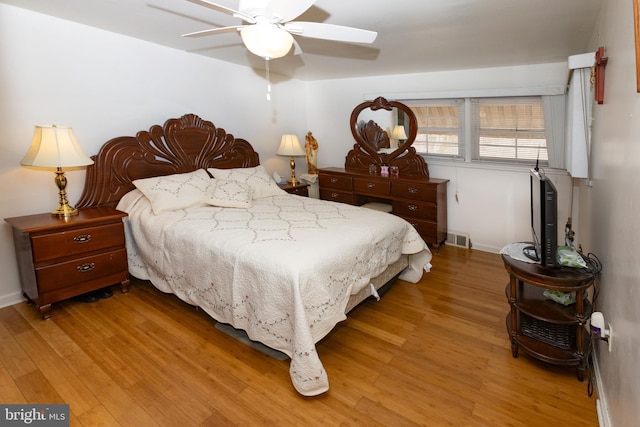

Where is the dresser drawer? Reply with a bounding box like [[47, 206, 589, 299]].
[[35, 248, 128, 292], [31, 222, 125, 263], [391, 182, 437, 202], [397, 216, 438, 243], [319, 189, 363, 205], [392, 200, 437, 221], [353, 177, 390, 197], [319, 173, 353, 191]]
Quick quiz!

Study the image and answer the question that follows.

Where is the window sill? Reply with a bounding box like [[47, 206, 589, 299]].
[[422, 156, 567, 176]]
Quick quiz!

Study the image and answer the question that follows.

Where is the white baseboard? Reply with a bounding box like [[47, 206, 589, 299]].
[[467, 243, 502, 253], [0, 291, 26, 310], [593, 352, 611, 427]]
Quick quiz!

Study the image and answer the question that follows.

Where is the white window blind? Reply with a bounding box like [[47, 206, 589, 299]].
[[471, 97, 547, 164], [405, 99, 464, 158]]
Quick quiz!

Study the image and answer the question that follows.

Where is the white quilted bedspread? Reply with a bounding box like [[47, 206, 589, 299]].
[[117, 190, 431, 396]]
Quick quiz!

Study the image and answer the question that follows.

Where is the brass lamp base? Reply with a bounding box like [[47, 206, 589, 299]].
[[52, 168, 79, 217], [288, 156, 299, 186], [52, 204, 78, 217]]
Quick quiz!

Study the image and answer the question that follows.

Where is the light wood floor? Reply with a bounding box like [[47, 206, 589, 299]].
[[0, 246, 599, 426]]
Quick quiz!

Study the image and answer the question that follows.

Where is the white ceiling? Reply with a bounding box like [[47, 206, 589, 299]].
[[2, 0, 604, 81]]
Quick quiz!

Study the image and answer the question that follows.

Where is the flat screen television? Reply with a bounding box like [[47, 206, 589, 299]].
[[523, 168, 558, 267]]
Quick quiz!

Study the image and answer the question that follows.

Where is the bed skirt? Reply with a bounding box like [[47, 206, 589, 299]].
[[344, 254, 409, 313]]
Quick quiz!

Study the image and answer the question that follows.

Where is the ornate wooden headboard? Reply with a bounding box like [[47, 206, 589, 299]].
[[76, 114, 260, 208], [359, 120, 390, 151]]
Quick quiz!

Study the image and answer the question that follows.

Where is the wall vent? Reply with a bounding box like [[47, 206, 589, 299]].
[[446, 231, 470, 248]]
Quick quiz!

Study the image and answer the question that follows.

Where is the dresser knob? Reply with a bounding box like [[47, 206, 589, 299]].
[[330, 178, 338, 183], [73, 234, 92, 243], [408, 204, 418, 211], [367, 183, 375, 188], [408, 188, 418, 194], [77, 263, 95, 272], [331, 192, 339, 198]]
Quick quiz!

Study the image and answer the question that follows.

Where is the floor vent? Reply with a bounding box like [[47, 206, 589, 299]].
[[446, 231, 470, 248]]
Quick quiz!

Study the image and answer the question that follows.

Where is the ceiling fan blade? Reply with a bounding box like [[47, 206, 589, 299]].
[[182, 26, 244, 38], [187, 0, 255, 22], [263, 0, 316, 22], [284, 22, 377, 44]]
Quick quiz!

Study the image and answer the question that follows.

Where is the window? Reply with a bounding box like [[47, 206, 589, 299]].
[[405, 99, 464, 158], [471, 97, 547, 164], [401, 96, 550, 166]]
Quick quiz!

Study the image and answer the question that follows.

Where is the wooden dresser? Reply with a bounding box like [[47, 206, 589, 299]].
[[319, 167, 448, 246]]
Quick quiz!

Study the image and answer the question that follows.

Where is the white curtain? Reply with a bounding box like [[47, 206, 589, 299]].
[[542, 94, 566, 169], [564, 68, 592, 179]]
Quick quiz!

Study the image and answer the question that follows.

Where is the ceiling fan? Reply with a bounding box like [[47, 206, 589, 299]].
[[183, 0, 378, 60]]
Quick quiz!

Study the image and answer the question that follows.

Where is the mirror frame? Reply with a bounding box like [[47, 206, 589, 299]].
[[345, 97, 429, 177], [350, 97, 417, 157]]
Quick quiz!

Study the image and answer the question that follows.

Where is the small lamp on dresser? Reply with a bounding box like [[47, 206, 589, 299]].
[[391, 125, 407, 148], [277, 134, 306, 185], [20, 124, 94, 217]]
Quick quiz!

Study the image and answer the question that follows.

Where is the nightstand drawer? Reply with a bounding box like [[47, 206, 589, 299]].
[[289, 187, 308, 196], [279, 183, 309, 196], [31, 222, 125, 263], [319, 173, 352, 191], [353, 177, 390, 197], [392, 200, 437, 220], [391, 182, 436, 202], [36, 248, 127, 292]]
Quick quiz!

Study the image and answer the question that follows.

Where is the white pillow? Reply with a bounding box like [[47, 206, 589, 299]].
[[206, 179, 254, 208], [133, 169, 211, 214], [116, 189, 145, 213], [207, 165, 285, 199]]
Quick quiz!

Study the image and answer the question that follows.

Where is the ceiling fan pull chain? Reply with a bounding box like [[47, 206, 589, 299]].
[[265, 58, 272, 101]]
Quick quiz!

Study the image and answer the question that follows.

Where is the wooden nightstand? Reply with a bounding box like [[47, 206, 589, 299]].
[[4, 206, 130, 319], [278, 182, 310, 197]]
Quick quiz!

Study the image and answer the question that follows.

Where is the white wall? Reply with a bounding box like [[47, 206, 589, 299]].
[[305, 63, 572, 252], [578, 0, 640, 425], [0, 4, 306, 307]]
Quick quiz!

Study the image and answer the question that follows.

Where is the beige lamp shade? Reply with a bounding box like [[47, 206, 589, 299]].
[[277, 134, 305, 156], [21, 125, 94, 168], [277, 134, 305, 185], [21, 124, 93, 217], [241, 22, 294, 59], [391, 125, 408, 140]]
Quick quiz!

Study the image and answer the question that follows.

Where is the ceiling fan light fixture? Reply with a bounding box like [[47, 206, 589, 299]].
[[240, 23, 293, 59]]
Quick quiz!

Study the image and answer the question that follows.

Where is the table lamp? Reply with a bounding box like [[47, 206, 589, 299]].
[[20, 125, 94, 217], [277, 134, 305, 185], [391, 125, 408, 148]]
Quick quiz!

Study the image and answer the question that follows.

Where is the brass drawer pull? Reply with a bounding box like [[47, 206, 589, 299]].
[[408, 204, 418, 211], [367, 183, 376, 188], [330, 178, 338, 183], [77, 263, 95, 272], [331, 192, 339, 198], [408, 188, 418, 194], [410, 222, 419, 228], [73, 234, 92, 243]]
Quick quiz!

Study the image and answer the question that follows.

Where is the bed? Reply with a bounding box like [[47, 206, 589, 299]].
[[76, 114, 432, 396]]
